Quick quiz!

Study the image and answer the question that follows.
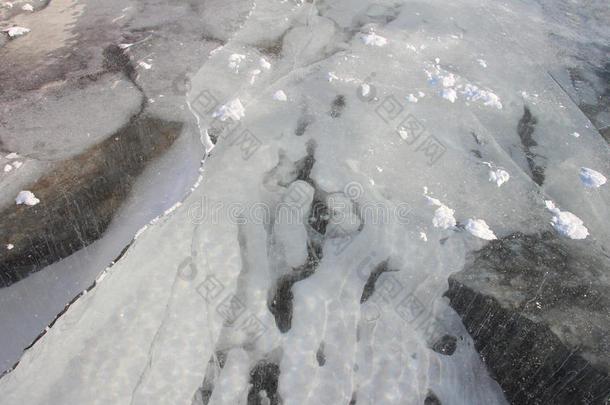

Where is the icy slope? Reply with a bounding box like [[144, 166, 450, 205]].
[[1, 0, 608, 404]]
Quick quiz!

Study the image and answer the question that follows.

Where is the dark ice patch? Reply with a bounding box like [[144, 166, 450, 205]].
[[247, 361, 281, 405], [431, 334, 457, 356], [330, 95, 346, 118], [517, 106, 545, 186]]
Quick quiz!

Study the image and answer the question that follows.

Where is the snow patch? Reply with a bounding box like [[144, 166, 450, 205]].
[[442, 74, 456, 87], [424, 189, 456, 229], [406, 94, 418, 103], [488, 169, 510, 187], [22, 3, 33, 12], [272, 90, 287, 101], [259, 57, 271, 69], [4, 26, 30, 38], [361, 32, 387, 47], [579, 167, 606, 187], [213, 98, 245, 121], [545, 200, 589, 240], [360, 83, 370, 97], [15, 190, 40, 206], [463, 219, 497, 240], [228, 53, 246, 72], [440, 88, 457, 103]]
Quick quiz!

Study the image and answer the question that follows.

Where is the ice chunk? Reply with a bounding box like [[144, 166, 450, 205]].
[[442, 73, 456, 87], [360, 83, 370, 97], [406, 93, 418, 103], [424, 189, 457, 229], [545, 201, 589, 240], [433, 205, 457, 229], [138, 61, 152, 70], [571, 132, 580, 138], [15, 190, 40, 206], [259, 57, 271, 69], [463, 219, 497, 240], [579, 167, 606, 187], [228, 53, 246, 72], [22, 3, 33, 11], [5, 153, 19, 159], [360, 32, 387, 47], [3, 164, 12, 172], [477, 59, 487, 68], [489, 169, 510, 187], [4, 26, 30, 37], [12, 161, 23, 169], [440, 88, 457, 103], [212, 98, 245, 121], [272, 90, 287, 101]]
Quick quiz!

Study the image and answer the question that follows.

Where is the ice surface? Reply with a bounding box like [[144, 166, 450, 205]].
[[1, 0, 608, 403]]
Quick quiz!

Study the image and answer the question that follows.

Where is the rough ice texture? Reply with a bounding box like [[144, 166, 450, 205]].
[[1, 118, 183, 286], [446, 232, 610, 404]]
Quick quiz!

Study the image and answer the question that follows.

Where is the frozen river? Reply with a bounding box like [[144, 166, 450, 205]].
[[0, 0, 608, 403]]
